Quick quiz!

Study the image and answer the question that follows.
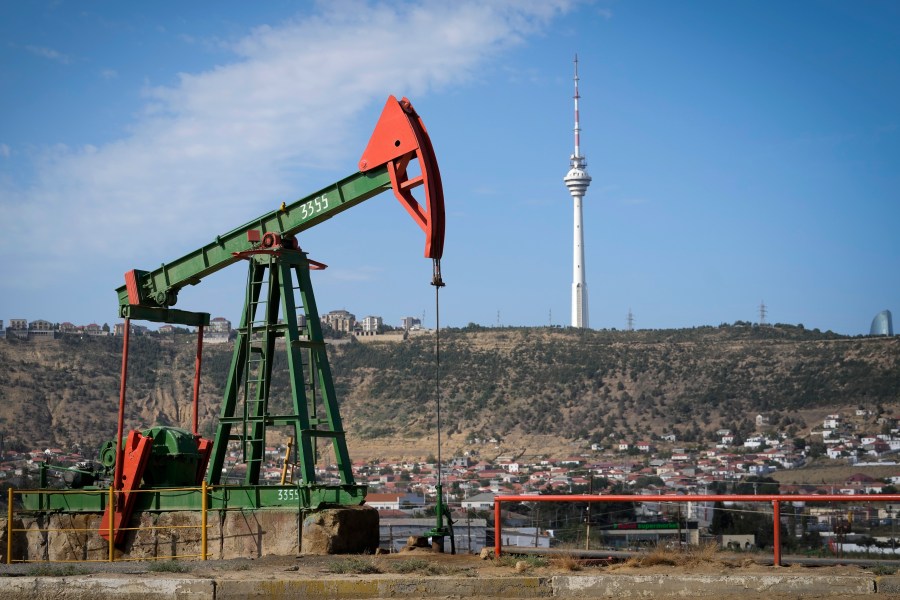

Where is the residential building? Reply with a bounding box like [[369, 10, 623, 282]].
[[59, 322, 79, 334], [84, 323, 106, 336], [205, 317, 232, 344], [7, 319, 28, 339], [365, 493, 404, 510], [322, 309, 355, 334], [360, 315, 383, 334], [29, 319, 56, 340], [113, 323, 149, 336], [461, 492, 495, 511], [400, 316, 422, 331]]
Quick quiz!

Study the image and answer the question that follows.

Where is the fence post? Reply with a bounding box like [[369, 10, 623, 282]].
[[773, 500, 781, 567], [494, 499, 502, 557], [201, 482, 208, 560], [6, 487, 12, 564]]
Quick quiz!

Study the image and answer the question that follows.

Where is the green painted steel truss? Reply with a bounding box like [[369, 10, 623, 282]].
[[204, 247, 360, 497]]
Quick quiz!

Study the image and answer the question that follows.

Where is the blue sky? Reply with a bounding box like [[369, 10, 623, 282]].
[[1, 0, 898, 335]]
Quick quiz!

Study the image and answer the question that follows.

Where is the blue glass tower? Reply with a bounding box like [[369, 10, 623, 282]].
[[870, 310, 893, 336]]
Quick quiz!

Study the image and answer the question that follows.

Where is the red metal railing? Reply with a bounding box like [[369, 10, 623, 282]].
[[494, 494, 900, 566]]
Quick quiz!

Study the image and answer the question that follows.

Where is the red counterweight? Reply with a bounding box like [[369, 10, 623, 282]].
[[359, 96, 445, 261]]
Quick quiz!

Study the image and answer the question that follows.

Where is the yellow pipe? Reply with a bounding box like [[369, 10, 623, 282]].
[[6, 487, 13, 564], [108, 486, 115, 562], [280, 437, 294, 485], [201, 481, 208, 560]]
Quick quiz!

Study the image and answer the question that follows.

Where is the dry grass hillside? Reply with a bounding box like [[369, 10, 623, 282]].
[[0, 324, 897, 462]]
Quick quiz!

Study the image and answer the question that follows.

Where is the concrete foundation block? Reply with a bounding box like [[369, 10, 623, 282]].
[[552, 574, 876, 597], [0, 576, 214, 600], [877, 575, 900, 594], [221, 509, 300, 559], [301, 505, 379, 554], [216, 576, 549, 599], [6, 506, 378, 561]]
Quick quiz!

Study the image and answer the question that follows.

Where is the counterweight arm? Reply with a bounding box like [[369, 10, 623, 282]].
[[117, 96, 444, 324]]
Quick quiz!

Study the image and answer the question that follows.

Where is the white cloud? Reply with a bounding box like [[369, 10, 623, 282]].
[[25, 45, 72, 64], [0, 0, 577, 299]]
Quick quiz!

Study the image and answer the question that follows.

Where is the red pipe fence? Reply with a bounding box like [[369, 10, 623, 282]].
[[493, 494, 900, 566]]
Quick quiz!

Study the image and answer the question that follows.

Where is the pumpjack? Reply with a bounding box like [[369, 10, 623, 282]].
[[23, 96, 450, 548]]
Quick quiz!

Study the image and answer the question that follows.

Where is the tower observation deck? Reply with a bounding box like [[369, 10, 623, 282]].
[[564, 55, 592, 328]]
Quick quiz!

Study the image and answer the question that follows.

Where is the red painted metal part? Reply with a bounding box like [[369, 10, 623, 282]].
[[113, 319, 131, 491], [100, 430, 153, 545], [193, 325, 203, 435], [124, 271, 141, 305], [231, 248, 327, 270], [772, 499, 781, 564], [195, 437, 213, 484], [190, 324, 213, 483], [493, 493, 900, 566], [359, 96, 445, 260]]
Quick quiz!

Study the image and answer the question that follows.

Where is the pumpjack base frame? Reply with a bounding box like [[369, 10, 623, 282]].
[[20, 483, 367, 513]]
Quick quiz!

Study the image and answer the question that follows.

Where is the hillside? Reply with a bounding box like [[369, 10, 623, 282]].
[[0, 324, 898, 461]]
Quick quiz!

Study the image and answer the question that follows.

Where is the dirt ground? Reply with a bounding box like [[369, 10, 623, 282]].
[[197, 551, 900, 599], [3, 549, 899, 599]]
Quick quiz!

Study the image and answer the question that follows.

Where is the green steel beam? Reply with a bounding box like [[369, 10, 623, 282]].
[[19, 483, 367, 512], [120, 305, 210, 327], [116, 166, 392, 317]]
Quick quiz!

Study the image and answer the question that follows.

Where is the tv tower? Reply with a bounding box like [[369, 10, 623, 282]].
[[564, 55, 592, 328]]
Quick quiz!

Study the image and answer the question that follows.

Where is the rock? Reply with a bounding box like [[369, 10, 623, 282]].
[[479, 547, 494, 560], [515, 560, 530, 572]]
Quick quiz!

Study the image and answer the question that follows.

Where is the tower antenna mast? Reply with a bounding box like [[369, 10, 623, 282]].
[[564, 55, 592, 328]]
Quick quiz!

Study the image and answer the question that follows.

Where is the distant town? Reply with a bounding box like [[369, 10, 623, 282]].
[[2, 316, 899, 553], [0, 311, 426, 343]]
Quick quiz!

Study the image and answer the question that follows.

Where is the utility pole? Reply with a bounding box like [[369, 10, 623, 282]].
[[677, 503, 683, 547]]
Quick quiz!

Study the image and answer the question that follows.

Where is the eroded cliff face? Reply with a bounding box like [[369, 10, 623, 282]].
[[1, 326, 898, 461], [0, 336, 230, 451]]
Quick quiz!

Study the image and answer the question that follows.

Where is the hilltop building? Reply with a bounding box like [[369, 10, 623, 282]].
[[205, 317, 232, 344], [360, 316, 383, 334], [322, 309, 355, 334], [401, 316, 422, 331]]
